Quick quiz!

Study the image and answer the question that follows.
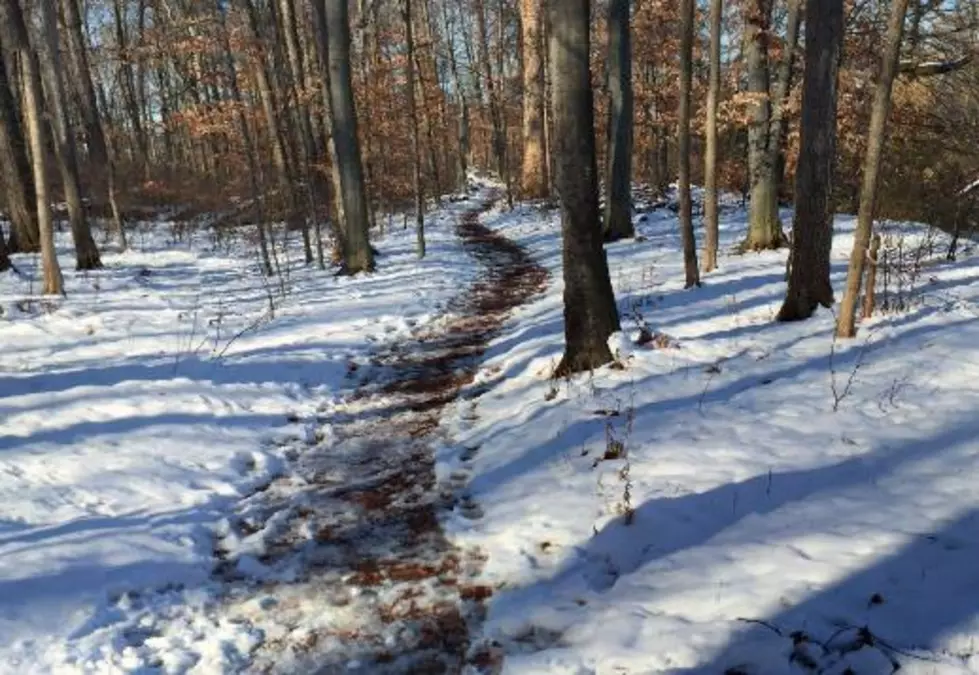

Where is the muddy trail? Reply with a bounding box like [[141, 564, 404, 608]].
[[212, 193, 547, 674]]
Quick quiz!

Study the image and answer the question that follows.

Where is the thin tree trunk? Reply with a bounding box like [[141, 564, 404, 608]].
[[62, 0, 108, 168], [113, 0, 147, 172], [405, 0, 425, 257], [38, 0, 101, 270], [1, 0, 62, 293], [217, 5, 273, 276], [519, 0, 547, 197], [862, 233, 881, 317], [550, 0, 620, 377], [442, 0, 469, 189], [702, 0, 722, 273], [768, 0, 802, 205], [476, 0, 507, 189], [777, 0, 843, 321], [603, 0, 633, 242], [678, 0, 699, 288], [323, 0, 374, 273], [836, 0, 910, 337]]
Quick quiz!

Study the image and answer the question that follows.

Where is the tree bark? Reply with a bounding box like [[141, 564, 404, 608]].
[[1, 0, 62, 293], [405, 0, 425, 257], [0, 30, 38, 252], [769, 0, 802, 204], [777, 0, 843, 321], [836, 0, 910, 337], [549, 0, 620, 377], [741, 0, 784, 251], [323, 0, 374, 274], [519, 0, 547, 198], [62, 0, 108, 169], [441, 0, 470, 189], [38, 0, 101, 270], [678, 0, 699, 288], [702, 0, 722, 273], [603, 0, 633, 242]]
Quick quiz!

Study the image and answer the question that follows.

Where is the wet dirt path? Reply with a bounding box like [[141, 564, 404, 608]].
[[223, 192, 547, 674]]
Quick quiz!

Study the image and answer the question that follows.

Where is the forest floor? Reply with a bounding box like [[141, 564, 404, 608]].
[[3, 181, 979, 674]]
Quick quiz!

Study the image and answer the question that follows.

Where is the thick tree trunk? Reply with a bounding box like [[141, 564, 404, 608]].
[[678, 0, 699, 288], [549, 0, 620, 377], [777, 0, 843, 321], [741, 0, 784, 251], [836, 0, 910, 337], [702, 0, 722, 273], [405, 0, 425, 257], [603, 0, 634, 242], [38, 0, 101, 270], [1, 0, 62, 293], [519, 0, 547, 198], [323, 0, 374, 274], [0, 31, 38, 252]]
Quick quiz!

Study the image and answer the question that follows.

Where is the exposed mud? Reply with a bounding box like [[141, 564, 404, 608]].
[[215, 193, 547, 674]]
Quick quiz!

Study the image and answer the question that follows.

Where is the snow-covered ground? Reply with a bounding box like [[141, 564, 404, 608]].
[[0, 200, 482, 672], [438, 195, 979, 674], [4, 182, 979, 674]]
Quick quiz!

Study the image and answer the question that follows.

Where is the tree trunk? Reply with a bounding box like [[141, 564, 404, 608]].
[[549, 0, 620, 377], [113, 0, 147, 172], [702, 0, 722, 273], [441, 0, 469, 189], [768, 0, 802, 205], [476, 0, 507, 189], [1, 0, 62, 293], [836, 0, 910, 337], [0, 220, 9, 271], [741, 0, 784, 251], [323, 0, 374, 274], [61, 0, 108, 169], [602, 0, 633, 242], [37, 0, 101, 270], [519, 0, 547, 198], [777, 0, 843, 321], [405, 0, 425, 257], [677, 0, 699, 288], [0, 30, 39, 252]]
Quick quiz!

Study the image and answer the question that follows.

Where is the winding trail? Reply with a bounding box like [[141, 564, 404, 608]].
[[221, 192, 547, 674]]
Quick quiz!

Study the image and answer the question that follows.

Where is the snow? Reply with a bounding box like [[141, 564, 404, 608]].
[[0, 199, 481, 672], [437, 195, 979, 673], [4, 181, 979, 673]]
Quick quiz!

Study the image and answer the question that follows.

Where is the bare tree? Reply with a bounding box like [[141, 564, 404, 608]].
[[677, 0, 700, 288], [702, 0, 722, 273], [520, 0, 548, 198], [405, 0, 426, 257], [550, 0, 620, 376], [323, 0, 375, 274], [37, 0, 102, 269], [778, 0, 844, 321], [0, 30, 38, 253], [603, 0, 634, 242], [1, 0, 62, 293], [837, 0, 910, 337]]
